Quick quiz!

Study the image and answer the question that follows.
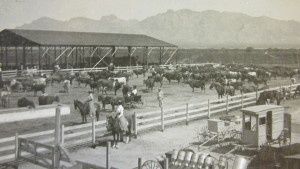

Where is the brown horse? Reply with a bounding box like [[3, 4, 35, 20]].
[[106, 115, 131, 148], [256, 90, 281, 105], [209, 82, 225, 99], [74, 100, 100, 123]]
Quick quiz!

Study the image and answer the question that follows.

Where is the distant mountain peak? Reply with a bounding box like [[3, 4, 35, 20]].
[[15, 9, 300, 48]]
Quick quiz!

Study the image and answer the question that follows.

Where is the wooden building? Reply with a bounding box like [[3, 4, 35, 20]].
[[0, 29, 177, 70], [240, 105, 291, 147]]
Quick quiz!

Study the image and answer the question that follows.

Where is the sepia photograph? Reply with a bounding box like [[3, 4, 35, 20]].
[[0, 0, 300, 168]]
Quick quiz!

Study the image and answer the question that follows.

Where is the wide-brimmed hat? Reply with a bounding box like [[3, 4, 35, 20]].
[[118, 100, 122, 103], [88, 91, 93, 93], [158, 88, 162, 90]]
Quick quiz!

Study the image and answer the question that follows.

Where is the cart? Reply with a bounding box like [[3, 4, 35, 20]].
[[197, 117, 242, 149]]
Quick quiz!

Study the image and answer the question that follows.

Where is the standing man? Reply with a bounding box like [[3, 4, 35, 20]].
[[157, 88, 164, 107], [87, 91, 95, 117]]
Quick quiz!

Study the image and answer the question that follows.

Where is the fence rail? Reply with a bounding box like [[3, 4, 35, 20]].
[[0, 83, 298, 164], [1, 65, 143, 78]]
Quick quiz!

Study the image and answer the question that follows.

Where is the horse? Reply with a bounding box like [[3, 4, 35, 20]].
[[209, 82, 225, 99], [256, 90, 281, 105], [74, 100, 100, 123], [17, 97, 35, 108], [106, 115, 131, 148]]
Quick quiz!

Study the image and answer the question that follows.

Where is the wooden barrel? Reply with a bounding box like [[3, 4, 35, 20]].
[[176, 150, 186, 166], [218, 156, 227, 169], [183, 151, 193, 166], [204, 156, 215, 168], [170, 150, 179, 165], [189, 153, 200, 168], [197, 154, 208, 168]]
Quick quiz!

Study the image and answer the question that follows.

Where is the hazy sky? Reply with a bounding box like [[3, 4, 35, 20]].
[[0, 0, 300, 30]]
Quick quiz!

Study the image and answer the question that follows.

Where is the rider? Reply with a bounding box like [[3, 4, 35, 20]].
[[115, 100, 128, 132], [131, 85, 138, 96]]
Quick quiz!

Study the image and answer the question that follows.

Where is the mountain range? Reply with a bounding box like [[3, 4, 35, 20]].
[[16, 9, 300, 48]]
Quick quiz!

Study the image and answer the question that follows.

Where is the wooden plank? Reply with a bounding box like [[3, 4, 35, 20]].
[[64, 120, 106, 131], [64, 127, 107, 139]]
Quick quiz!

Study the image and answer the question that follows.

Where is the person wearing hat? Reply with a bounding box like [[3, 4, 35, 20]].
[[87, 91, 95, 117], [157, 87, 164, 107]]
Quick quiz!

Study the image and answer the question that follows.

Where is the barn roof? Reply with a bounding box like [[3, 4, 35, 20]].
[[0, 29, 177, 47], [241, 105, 284, 115]]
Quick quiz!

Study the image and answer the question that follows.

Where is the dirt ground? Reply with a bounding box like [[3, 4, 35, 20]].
[[0, 72, 294, 138], [0, 72, 298, 169], [17, 97, 300, 169]]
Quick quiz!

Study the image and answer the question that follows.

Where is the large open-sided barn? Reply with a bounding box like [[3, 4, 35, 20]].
[[0, 29, 177, 70]]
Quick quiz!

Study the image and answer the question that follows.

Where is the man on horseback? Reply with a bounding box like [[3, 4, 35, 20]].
[[114, 100, 129, 147]]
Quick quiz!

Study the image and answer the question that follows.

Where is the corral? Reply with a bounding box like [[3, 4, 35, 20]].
[[0, 62, 298, 168]]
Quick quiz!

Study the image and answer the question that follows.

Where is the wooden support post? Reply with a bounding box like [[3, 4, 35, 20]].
[[138, 158, 142, 169], [38, 46, 41, 70], [92, 117, 96, 145], [164, 158, 169, 169], [133, 112, 138, 137], [256, 90, 258, 101], [22, 46, 26, 69], [75, 47, 78, 68], [226, 95, 229, 114], [208, 99, 210, 119], [241, 93, 244, 108], [82, 47, 85, 67], [61, 125, 64, 145], [5, 46, 8, 69], [161, 105, 164, 132], [106, 141, 111, 169], [54, 105, 61, 169], [128, 46, 132, 67], [15, 46, 18, 69], [186, 103, 189, 125], [15, 132, 19, 161], [159, 47, 162, 65], [30, 46, 33, 68]]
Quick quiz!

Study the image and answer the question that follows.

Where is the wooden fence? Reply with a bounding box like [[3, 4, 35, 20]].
[[1, 65, 143, 78], [0, 83, 298, 164]]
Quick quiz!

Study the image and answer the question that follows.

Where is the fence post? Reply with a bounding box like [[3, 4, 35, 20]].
[[106, 141, 111, 169], [208, 99, 210, 119], [133, 112, 138, 138], [186, 103, 189, 125], [54, 105, 61, 169], [241, 93, 244, 108], [15, 132, 18, 161], [256, 90, 258, 101], [138, 158, 142, 169], [60, 125, 64, 145], [92, 117, 96, 145], [164, 158, 169, 169], [161, 105, 164, 132], [226, 95, 229, 114]]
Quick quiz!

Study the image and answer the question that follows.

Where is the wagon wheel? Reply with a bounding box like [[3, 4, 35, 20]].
[[278, 135, 291, 147], [141, 160, 163, 169], [198, 126, 212, 143]]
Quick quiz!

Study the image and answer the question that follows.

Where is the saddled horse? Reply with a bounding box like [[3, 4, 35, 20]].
[[256, 90, 281, 105], [209, 82, 225, 99], [74, 100, 100, 123], [106, 115, 131, 148]]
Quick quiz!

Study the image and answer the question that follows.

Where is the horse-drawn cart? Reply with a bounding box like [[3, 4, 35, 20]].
[[124, 95, 143, 109], [198, 117, 242, 149]]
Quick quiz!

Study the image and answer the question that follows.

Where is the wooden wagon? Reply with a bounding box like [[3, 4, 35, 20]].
[[240, 105, 291, 147], [197, 117, 242, 148]]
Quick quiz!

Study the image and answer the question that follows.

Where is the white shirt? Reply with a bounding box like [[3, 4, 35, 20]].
[[132, 89, 137, 95], [116, 105, 124, 118]]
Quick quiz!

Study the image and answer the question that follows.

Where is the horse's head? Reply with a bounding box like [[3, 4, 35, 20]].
[[106, 116, 114, 131], [209, 82, 215, 89], [74, 100, 78, 110]]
